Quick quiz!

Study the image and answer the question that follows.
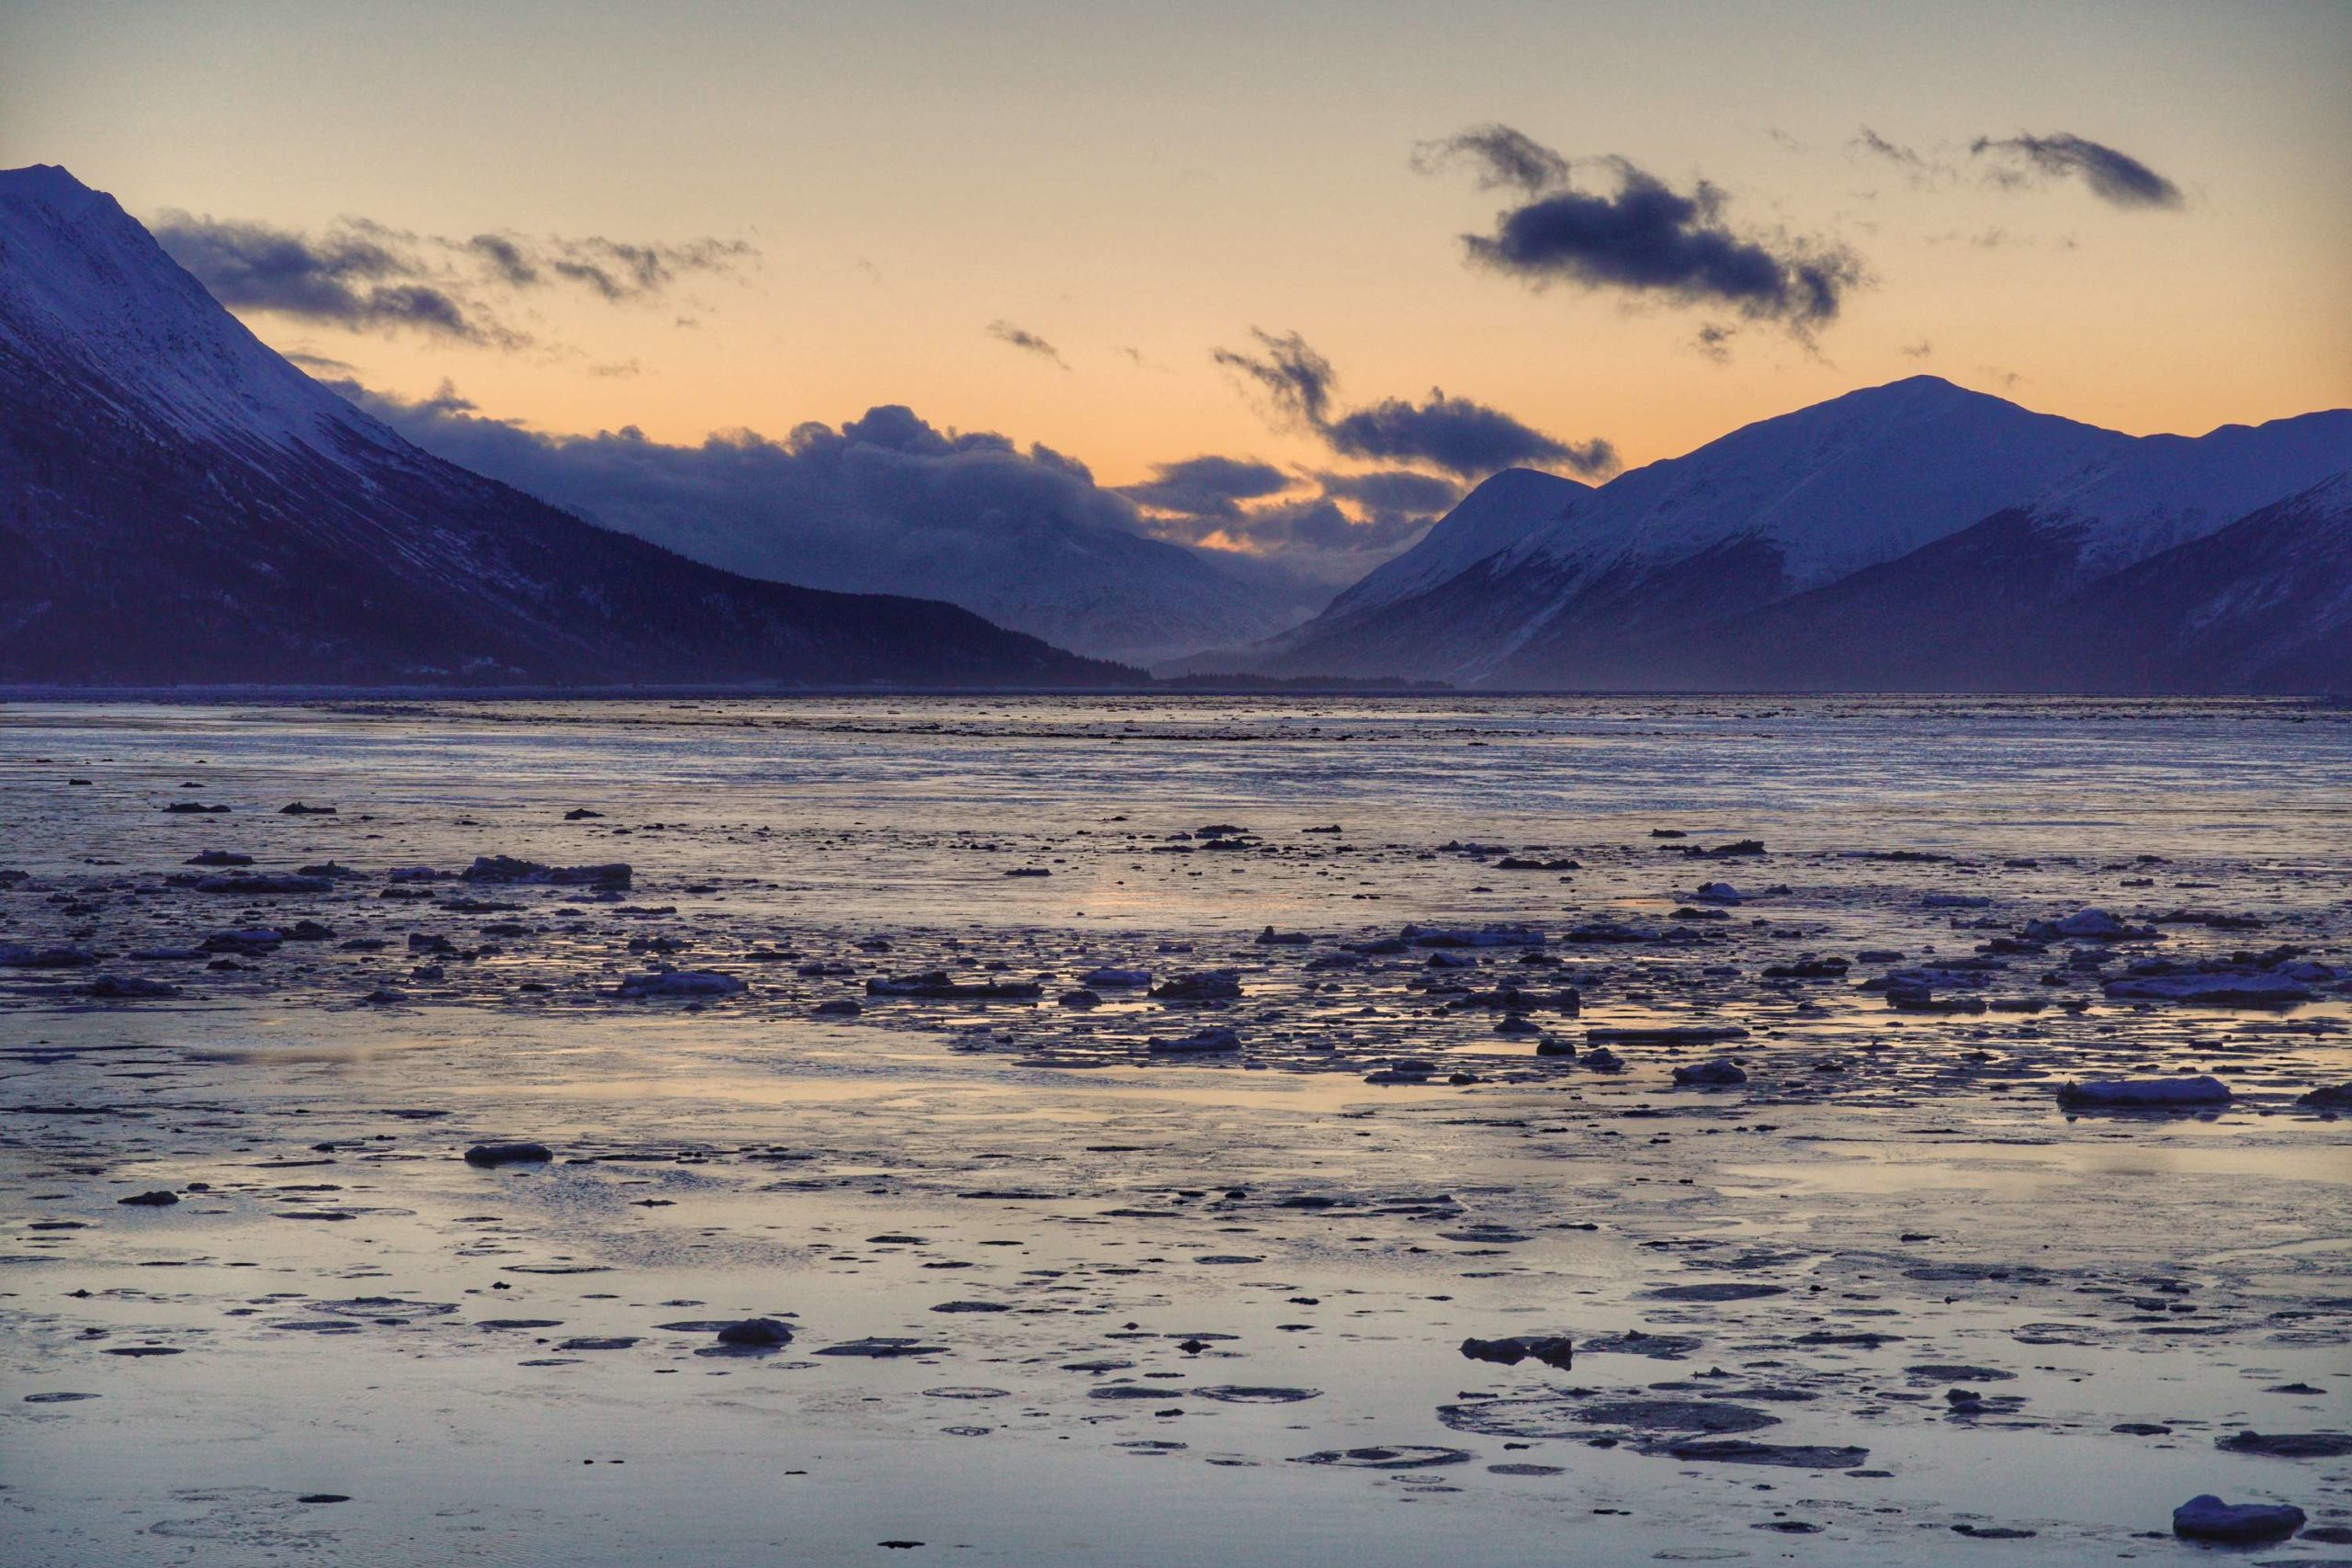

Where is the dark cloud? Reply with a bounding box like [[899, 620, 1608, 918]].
[[987, 319, 1069, 367], [1120, 452, 1460, 572], [1434, 146, 1865, 334], [151, 211, 755, 346], [281, 350, 360, 377], [1325, 391, 1614, 479], [1313, 468, 1462, 515], [1119, 456, 1294, 518], [151, 214, 493, 342], [1410, 124, 1573, 194], [1211, 329, 1335, 426], [1969, 132, 2183, 210], [1212, 327, 1612, 479]]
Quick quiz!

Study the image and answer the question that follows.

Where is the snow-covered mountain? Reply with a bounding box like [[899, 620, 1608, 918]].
[[0, 165, 1131, 687], [2052, 470, 2352, 691], [1252, 376, 2352, 692]]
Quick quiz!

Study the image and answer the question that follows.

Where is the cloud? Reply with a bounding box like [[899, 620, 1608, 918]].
[[1118, 451, 1464, 576], [150, 211, 756, 346], [1212, 327, 1614, 479], [1435, 148, 1864, 333], [1325, 392, 1614, 479], [1211, 329, 1336, 426], [1119, 456, 1295, 518], [987, 319, 1069, 367], [1413, 128, 1865, 335], [1850, 127, 1952, 188], [1969, 132, 2183, 210], [1313, 468, 1463, 515], [1411, 124, 1573, 194], [151, 214, 495, 342]]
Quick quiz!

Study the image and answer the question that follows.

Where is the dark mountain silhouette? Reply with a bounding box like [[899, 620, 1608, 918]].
[[0, 164, 1133, 687]]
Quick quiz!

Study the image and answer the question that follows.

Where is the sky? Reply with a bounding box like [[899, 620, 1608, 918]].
[[6, 0, 2350, 580]]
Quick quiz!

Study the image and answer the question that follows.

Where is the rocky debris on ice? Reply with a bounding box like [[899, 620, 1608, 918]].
[[462, 855, 632, 888], [2022, 908, 2156, 942]]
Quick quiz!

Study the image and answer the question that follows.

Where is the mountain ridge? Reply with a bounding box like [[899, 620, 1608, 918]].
[[1250, 373, 2352, 692], [0, 164, 1136, 688]]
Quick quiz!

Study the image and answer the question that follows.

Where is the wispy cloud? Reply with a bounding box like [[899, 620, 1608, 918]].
[[1970, 131, 2184, 210], [151, 211, 756, 346], [987, 319, 1069, 367]]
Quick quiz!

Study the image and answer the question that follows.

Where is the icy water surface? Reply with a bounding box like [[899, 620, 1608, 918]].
[[2, 695, 2349, 1565]]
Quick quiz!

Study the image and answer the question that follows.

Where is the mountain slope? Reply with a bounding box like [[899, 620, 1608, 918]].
[[2047, 471, 2352, 692], [1692, 408, 2352, 690], [1261, 377, 2132, 682], [0, 164, 1132, 687]]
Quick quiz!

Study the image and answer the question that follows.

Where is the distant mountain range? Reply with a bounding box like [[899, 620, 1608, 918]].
[[1237, 377, 2352, 692], [0, 165, 1131, 687], [5, 163, 2345, 693]]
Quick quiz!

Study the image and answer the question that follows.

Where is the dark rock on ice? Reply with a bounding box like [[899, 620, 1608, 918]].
[[1149, 970, 1242, 1000], [1587, 1025, 1747, 1045], [1150, 1027, 1241, 1055], [87, 975, 178, 998], [1459, 1335, 1574, 1371], [865, 972, 1043, 999], [2171, 1495, 2306, 1543], [2217, 1430, 2352, 1459], [714, 1317, 794, 1348], [1672, 1059, 1748, 1087], [465, 1142, 554, 1167], [2058, 1077, 2230, 1109], [615, 970, 746, 999], [463, 856, 632, 888], [2021, 908, 2154, 942]]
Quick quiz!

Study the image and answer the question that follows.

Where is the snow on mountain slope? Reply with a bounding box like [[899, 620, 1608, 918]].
[[1261, 377, 2132, 682], [1496, 377, 2130, 590], [0, 164, 403, 463], [1315, 467, 1591, 622], [0, 164, 1131, 687], [2018, 409, 2352, 573], [2049, 468, 2352, 691]]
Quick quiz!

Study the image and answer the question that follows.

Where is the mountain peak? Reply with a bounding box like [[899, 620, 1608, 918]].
[[0, 164, 118, 224], [0, 164, 394, 458]]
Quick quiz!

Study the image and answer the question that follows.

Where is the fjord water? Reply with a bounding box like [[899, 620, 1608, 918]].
[[3, 695, 2347, 1565]]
